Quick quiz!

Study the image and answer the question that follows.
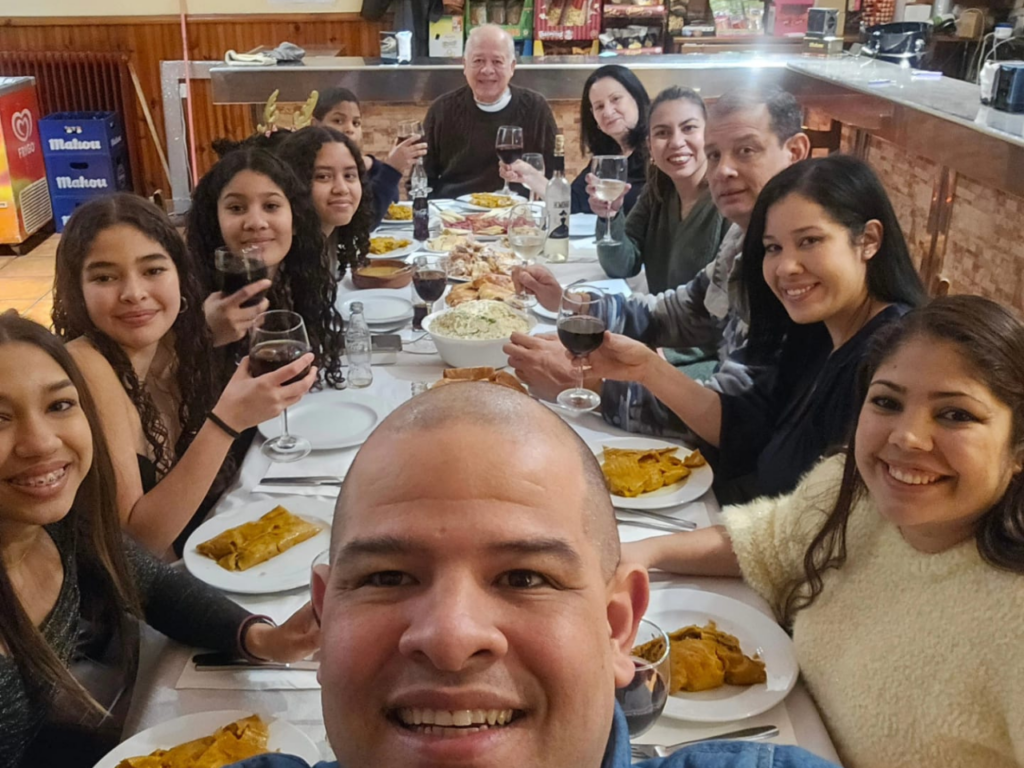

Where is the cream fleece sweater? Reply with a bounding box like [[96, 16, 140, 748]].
[[723, 455, 1024, 768]]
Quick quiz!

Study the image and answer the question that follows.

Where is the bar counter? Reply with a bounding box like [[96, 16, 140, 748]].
[[162, 53, 1024, 313]]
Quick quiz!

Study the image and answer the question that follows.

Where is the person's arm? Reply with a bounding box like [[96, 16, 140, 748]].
[[127, 535, 319, 662], [622, 527, 741, 577], [70, 342, 318, 554], [367, 157, 402, 229]]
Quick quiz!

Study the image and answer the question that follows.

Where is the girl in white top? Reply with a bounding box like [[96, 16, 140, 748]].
[[625, 295, 1024, 768]]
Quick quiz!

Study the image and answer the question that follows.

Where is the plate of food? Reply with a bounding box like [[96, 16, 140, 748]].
[[368, 235, 416, 260], [430, 366, 528, 393], [446, 241, 516, 282], [381, 201, 414, 225], [640, 587, 799, 723], [457, 192, 525, 210], [340, 289, 414, 325], [589, 437, 713, 510], [258, 390, 390, 451], [446, 274, 516, 306], [183, 500, 332, 594], [440, 209, 509, 238], [423, 232, 473, 254], [94, 711, 320, 768]]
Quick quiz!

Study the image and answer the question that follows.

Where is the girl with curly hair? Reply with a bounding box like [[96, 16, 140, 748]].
[[52, 194, 316, 555], [278, 125, 373, 278], [186, 147, 346, 388]]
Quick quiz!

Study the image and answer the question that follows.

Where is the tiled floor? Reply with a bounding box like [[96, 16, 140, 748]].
[[0, 235, 57, 328]]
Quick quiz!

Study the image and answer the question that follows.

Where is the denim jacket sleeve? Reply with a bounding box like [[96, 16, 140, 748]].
[[639, 741, 839, 768]]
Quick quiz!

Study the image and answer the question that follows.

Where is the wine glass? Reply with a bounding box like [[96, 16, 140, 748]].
[[214, 244, 268, 307], [615, 618, 671, 737], [310, 549, 330, 627], [397, 119, 425, 173], [412, 255, 449, 339], [521, 152, 545, 201], [592, 155, 629, 245], [496, 125, 524, 196], [250, 310, 312, 462], [507, 203, 545, 309], [556, 286, 609, 413]]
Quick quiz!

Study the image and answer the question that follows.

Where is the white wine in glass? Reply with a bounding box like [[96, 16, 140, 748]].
[[592, 155, 628, 245]]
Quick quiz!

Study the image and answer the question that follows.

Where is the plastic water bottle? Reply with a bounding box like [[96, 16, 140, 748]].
[[345, 302, 373, 388]]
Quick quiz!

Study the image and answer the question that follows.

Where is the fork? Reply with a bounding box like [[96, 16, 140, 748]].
[[630, 725, 779, 760]]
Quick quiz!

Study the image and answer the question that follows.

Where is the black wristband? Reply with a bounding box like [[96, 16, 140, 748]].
[[208, 411, 241, 440]]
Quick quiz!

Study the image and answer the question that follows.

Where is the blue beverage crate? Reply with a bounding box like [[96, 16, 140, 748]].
[[51, 196, 92, 233], [43, 147, 129, 200], [39, 111, 125, 156]]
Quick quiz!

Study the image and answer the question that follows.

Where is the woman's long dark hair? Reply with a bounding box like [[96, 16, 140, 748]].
[[779, 296, 1024, 625], [278, 126, 373, 277], [0, 315, 141, 711], [185, 148, 345, 389], [52, 194, 217, 477], [742, 155, 928, 364], [645, 86, 707, 205], [580, 65, 650, 159]]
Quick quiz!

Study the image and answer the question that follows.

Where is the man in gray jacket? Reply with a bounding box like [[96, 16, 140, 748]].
[[506, 87, 810, 437]]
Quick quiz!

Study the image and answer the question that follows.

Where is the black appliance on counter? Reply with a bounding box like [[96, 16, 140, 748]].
[[863, 22, 931, 69], [993, 63, 1024, 113]]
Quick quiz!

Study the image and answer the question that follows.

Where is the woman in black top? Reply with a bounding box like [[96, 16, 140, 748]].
[[500, 64, 650, 215], [585, 155, 928, 502], [0, 315, 319, 767], [52, 195, 314, 556]]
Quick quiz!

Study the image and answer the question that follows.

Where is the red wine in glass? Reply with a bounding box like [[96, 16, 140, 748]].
[[413, 270, 447, 304], [249, 339, 311, 385], [557, 315, 607, 356], [215, 246, 268, 308], [615, 658, 669, 737], [496, 146, 524, 166]]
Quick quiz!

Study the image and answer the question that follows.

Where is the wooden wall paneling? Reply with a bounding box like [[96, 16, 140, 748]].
[[0, 14, 387, 196]]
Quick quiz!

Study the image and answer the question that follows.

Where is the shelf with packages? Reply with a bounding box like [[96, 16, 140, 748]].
[[601, 0, 667, 55], [672, 32, 857, 52], [603, 4, 667, 17]]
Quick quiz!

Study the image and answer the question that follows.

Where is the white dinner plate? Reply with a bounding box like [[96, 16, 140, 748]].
[[258, 390, 391, 450], [183, 498, 332, 594], [380, 200, 414, 226], [94, 710, 320, 768], [456, 193, 525, 211], [340, 290, 414, 325], [367, 239, 417, 260], [589, 437, 714, 510], [532, 303, 557, 320], [643, 588, 799, 723]]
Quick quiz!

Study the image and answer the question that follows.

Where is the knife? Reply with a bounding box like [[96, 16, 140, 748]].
[[259, 476, 345, 486], [193, 652, 319, 672], [614, 515, 692, 533], [618, 508, 697, 530]]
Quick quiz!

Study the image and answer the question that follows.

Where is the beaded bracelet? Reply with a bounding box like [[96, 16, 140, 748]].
[[208, 411, 242, 440], [237, 614, 278, 662]]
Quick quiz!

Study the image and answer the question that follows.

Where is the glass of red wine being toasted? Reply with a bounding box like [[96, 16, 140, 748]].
[[556, 286, 609, 413], [250, 310, 312, 462], [412, 255, 449, 333], [215, 244, 268, 307], [496, 125, 524, 196], [615, 618, 671, 737]]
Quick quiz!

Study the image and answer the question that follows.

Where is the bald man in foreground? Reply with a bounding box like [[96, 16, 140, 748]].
[[233, 385, 838, 768]]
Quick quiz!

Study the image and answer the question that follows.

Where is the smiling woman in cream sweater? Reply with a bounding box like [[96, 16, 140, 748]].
[[625, 296, 1024, 768]]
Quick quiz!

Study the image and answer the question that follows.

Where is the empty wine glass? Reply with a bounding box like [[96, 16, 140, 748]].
[[592, 155, 628, 245], [521, 152, 545, 201], [496, 125, 524, 195], [251, 310, 312, 462], [507, 203, 545, 309], [556, 286, 609, 413], [615, 618, 671, 737]]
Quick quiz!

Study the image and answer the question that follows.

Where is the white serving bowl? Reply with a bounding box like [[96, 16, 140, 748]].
[[422, 305, 538, 369]]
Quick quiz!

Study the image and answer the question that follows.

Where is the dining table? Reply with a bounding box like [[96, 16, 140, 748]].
[[119, 213, 844, 766]]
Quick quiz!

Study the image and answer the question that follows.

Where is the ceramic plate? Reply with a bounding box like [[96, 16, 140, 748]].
[[94, 710, 320, 767], [643, 588, 799, 723], [258, 390, 390, 451], [367, 239, 417, 260], [183, 498, 332, 594], [456, 192, 525, 211], [588, 437, 714, 510], [340, 290, 414, 325], [380, 200, 414, 225]]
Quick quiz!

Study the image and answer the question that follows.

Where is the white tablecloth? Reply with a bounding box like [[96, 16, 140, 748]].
[[123, 229, 842, 765]]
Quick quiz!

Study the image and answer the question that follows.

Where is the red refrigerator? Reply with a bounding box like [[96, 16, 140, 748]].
[[0, 76, 51, 247]]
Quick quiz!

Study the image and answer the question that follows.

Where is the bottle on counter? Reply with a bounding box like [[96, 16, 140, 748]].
[[544, 132, 570, 264], [345, 302, 373, 388]]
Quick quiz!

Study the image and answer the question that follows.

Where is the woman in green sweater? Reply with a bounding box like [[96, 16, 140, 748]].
[[596, 86, 730, 296]]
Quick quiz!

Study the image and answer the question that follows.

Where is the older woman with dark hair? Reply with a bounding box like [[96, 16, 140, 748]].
[[0, 314, 319, 765]]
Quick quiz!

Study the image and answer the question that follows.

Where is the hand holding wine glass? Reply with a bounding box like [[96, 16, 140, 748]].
[[496, 125, 524, 195], [591, 156, 628, 244], [585, 172, 630, 219], [251, 310, 314, 462], [392, 120, 427, 175], [556, 286, 610, 413], [205, 245, 273, 346], [507, 203, 545, 309]]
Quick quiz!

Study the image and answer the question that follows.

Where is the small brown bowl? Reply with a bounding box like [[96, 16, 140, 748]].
[[352, 259, 413, 289]]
